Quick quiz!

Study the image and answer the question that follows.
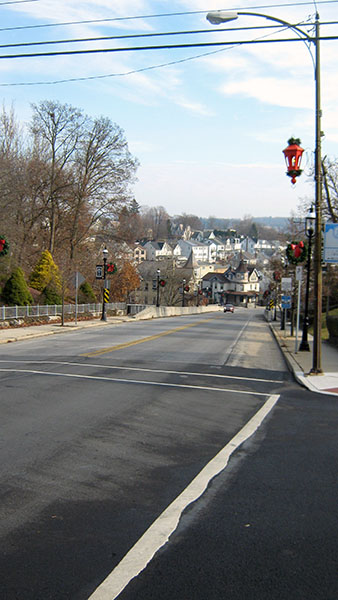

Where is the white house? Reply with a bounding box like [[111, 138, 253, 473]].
[[173, 240, 209, 262], [144, 241, 173, 261]]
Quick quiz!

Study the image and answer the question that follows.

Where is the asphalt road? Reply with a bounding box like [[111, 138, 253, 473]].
[[1, 308, 337, 599]]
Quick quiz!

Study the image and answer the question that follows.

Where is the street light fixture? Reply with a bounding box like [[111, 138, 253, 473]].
[[206, 9, 323, 373], [101, 246, 108, 322], [156, 268, 161, 308], [299, 206, 316, 351]]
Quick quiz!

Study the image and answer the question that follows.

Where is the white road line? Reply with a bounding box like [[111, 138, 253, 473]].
[[0, 368, 271, 396], [0, 360, 281, 384], [88, 394, 280, 600]]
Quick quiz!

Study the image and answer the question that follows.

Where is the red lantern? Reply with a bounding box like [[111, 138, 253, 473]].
[[282, 137, 304, 184]]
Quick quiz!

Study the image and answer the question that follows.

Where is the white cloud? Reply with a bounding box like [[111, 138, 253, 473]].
[[220, 76, 314, 110]]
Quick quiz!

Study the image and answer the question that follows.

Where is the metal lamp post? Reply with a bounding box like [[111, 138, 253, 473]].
[[101, 247, 108, 322], [182, 279, 186, 307], [156, 268, 161, 308], [206, 10, 323, 373], [299, 206, 316, 351]]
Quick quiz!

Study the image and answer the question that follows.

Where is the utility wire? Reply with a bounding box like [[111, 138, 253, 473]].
[[0, 22, 320, 50], [0, 34, 337, 61], [0, 0, 39, 4], [0, 0, 337, 32], [0, 23, 296, 87]]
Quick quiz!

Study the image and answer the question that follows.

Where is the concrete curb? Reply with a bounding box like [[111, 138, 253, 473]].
[[268, 322, 310, 390]]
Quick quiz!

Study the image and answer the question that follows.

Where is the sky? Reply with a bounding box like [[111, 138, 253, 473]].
[[0, 0, 337, 220]]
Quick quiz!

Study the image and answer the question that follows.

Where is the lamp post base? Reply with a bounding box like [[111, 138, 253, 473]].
[[299, 340, 310, 351]]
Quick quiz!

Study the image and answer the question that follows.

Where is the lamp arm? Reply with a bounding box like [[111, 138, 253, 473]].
[[237, 11, 315, 70], [237, 11, 311, 41]]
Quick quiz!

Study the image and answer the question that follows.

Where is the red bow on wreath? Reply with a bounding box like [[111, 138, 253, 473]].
[[290, 241, 304, 258], [0, 239, 5, 252]]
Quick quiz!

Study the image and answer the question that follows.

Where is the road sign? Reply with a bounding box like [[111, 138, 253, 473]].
[[281, 294, 292, 309], [103, 288, 110, 303], [295, 266, 303, 281], [281, 277, 292, 291], [96, 265, 103, 279], [324, 223, 338, 263], [71, 271, 85, 289]]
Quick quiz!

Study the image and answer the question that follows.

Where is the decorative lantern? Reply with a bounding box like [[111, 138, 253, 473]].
[[282, 137, 304, 184]]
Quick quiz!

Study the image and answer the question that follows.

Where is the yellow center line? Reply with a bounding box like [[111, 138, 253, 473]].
[[82, 316, 220, 357]]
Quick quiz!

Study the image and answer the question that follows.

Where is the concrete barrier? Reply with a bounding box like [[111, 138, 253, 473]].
[[132, 305, 223, 320]]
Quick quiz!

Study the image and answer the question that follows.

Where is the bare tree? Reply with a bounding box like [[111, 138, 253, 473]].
[[31, 100, 87, 253], [66, 115, 138, 259], [321, 157, 338, 223]]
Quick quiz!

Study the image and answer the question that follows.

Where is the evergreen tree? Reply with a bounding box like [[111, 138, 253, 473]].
[[2, 267, 33, 305], [41, 284, 62, 305], [129, 199, 140, 214], [29, 250, 61, 292], [78, 281, 96, 303]]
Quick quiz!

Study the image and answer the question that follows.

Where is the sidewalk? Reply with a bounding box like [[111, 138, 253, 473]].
[[270, 320, 338, 396]]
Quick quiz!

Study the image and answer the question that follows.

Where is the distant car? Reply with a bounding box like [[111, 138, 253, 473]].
[[224, 304, 235, 313]]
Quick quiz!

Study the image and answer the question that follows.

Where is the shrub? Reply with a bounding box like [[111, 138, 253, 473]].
[[2, 267, 33, 305], [41, 284, 62, 305], [78, 281, 96, 303], [29, 250, 61, 292]]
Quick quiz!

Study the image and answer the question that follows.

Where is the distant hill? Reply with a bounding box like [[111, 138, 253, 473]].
[[251, 217, 288, 231], [200, 217, 288, 232]]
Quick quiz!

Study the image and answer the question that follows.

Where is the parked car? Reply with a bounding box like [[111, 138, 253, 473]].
[[224, 303, 235, 313]]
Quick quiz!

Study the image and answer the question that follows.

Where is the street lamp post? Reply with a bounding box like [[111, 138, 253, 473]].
[[206, 9, 323, 372], [101, 247, 108, 322], [156, 268, 161, 308], [299, 206, 316, 351], [182, 279, 186, 307]]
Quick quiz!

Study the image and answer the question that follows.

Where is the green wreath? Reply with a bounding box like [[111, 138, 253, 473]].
[[0, 235, 9, 257], [286, 241, 307, 265]]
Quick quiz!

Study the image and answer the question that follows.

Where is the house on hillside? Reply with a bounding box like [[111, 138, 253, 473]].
[[143, 241, 173, 261], [173, 240, 209, 262], [201, 260, 260, 306]]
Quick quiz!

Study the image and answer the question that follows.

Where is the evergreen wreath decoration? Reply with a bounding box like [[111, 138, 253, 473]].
[[286, 240, 308, 265], [0, 235, 9, 257]]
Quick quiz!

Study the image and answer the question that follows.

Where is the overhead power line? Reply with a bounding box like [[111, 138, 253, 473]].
[[0, 35, 336, 61], [0, 0, 337, 32], [0, 0, 39, 4], [0, 22, 320, 50]]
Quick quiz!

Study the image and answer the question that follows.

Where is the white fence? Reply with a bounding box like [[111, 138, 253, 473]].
[[0, 302, 126, 321]]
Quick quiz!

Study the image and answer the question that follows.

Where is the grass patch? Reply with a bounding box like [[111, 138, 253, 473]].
[[309, 307, 338, 340]]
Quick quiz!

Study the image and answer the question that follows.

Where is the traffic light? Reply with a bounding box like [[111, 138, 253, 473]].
[[159, 279, 166, 287]]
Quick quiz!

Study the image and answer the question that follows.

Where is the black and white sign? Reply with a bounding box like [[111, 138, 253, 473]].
[[96, 265, 103, 279]]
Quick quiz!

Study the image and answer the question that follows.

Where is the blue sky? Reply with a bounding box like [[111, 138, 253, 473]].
[[0, 0, 337, 219]]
